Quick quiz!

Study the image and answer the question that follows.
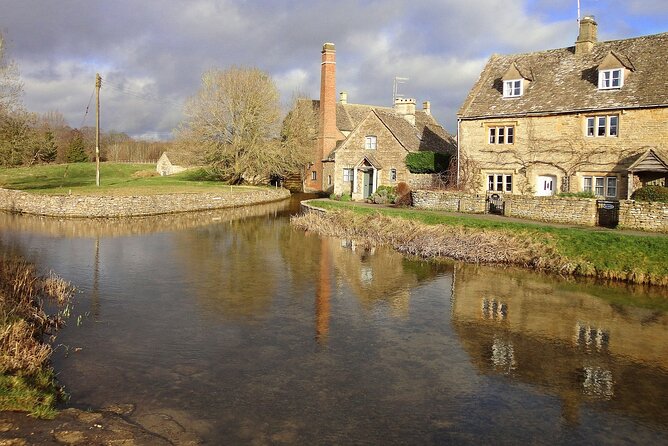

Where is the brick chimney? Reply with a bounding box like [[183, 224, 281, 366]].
[[308, 42, 338, 191], [575, 16, 597, 54], [394, 98, 416, 126]]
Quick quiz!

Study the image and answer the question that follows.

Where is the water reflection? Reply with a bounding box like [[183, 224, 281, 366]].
[[1, 202, 668, 444]]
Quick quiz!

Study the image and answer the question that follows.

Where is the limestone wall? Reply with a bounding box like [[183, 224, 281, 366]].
[[411, 190, 487, 213], [0, 187, 290, 218], [619, 201, 668, 232], [504, 195, 598, 226]]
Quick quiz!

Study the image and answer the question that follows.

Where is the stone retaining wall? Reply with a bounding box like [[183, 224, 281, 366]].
[[619, 201, 668, 232], [504, 195, 598, 226], [411, 190, 487, 213], [0, 187, 290, 218]]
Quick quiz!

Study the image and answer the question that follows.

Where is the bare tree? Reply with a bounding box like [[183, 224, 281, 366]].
[[279, 96, 317, 182], [0, 33, 23, 116]]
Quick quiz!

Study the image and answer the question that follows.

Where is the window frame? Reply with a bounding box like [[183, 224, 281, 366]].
[[488, 126, 515, 145], [503, 79, 523, 98], [585, 115, 619, 138], [390, 168, 397, 182], [364, 136, 377, 150], [311, 171, 317, 181], [343, 168, 353, 182], [598, 68, 623, 90], [487, 173, 513, 193], [583, 175, 618, 198]]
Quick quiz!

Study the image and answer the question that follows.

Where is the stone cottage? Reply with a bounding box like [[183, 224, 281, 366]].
[[305, 43, 455, 199], [457, 17, 668, 200]]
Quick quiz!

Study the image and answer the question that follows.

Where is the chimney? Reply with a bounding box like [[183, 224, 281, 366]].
[[575, 16, 597, 54], [394, 98, 416, 126], [339, 91, 348, 104], [422, 101, 431, 116]]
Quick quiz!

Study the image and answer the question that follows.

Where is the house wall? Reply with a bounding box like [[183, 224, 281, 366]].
[[459, 107, 668, 197], [333, 113, 409, 199]]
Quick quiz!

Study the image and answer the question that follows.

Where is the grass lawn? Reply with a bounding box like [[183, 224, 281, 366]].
[[0, 163, 262, 196], [310, 199, 668, 281]]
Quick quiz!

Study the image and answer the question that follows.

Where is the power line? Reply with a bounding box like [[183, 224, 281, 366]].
[[80, 88, 95, 127]]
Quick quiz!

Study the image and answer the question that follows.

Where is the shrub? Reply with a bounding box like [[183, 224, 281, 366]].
[[370, 185, 397, 204], [329, 193, 352, 202], [557, 191, 595, 199], [632, 185, 668, 203], [395, 182, 412, 206], [405, 152, 451, 174]]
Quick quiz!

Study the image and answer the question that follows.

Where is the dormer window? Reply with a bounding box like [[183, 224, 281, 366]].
[[503, 79, 523, 98], [599, 68, 623, 89]]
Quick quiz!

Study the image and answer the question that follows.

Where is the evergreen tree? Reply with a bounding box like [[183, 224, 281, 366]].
[[65, 131, 88, 163], [40, 131, 58, 163]]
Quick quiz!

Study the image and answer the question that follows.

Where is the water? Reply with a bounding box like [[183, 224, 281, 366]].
[[1, 196, 668, 444]]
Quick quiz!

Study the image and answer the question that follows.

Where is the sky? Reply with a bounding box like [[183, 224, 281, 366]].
[[1, 0, 667, 138]]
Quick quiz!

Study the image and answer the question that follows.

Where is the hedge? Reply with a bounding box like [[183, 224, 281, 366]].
[[405, 152, 451, 174]]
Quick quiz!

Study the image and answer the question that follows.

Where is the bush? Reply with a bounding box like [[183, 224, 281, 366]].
[[329, 193, 352, 202], [405, 152, 451, 174], [557, 191, 595, 198], [395, 182, 412, 206], [369, 185, 397, 204], [632, 185, 668, 202]]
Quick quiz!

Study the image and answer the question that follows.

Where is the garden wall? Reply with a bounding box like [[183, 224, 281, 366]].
[[0, 187, 290, 218], [411, 190, 487, 213], [619, 201, 668, 232], [504, 195, 597, 226]]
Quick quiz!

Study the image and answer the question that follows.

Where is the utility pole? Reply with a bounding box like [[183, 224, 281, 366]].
[[95, 73, 101, 187]]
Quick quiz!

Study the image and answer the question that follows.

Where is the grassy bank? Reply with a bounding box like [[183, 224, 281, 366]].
[[0, 254, 73, 418], [296, 200, 668, 286], [0, 163, 260, 196]]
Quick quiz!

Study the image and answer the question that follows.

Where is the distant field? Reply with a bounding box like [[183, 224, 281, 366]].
[[0, 163, 259, 195]]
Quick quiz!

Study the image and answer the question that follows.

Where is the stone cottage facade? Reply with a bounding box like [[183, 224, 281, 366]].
[[305, 43, 455, 199], [457, 17, 668, 200]]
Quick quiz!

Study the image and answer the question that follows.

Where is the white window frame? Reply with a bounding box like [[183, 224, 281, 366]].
[[583, 175, 617, 198], [488, 126, 514, 144], [503, 79, 523, 98], [364, 136, 377, 150], [487, 173, 512, 193], [390, 168, 397, 182], [343, 168, 353, 182], [585, 115, 619, 138], [311, 171, 317, 181], [598, 68, 623, 90]]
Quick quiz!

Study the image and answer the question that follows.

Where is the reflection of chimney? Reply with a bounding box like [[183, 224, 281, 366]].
[[422, 101, 431, 116], [394, 98, 416, 126], [339, 91, 348, 105], [315, 238, 331, 346], [575, 16, 597, 54]]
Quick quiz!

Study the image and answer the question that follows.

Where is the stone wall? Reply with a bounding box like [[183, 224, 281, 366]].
[[619, 201, 668, 232], [411, 190, 487, 213], [504, 195, 598, 226], [0, 187, 290, 218]]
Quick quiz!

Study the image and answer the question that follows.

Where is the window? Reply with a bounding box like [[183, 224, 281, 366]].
[[327, 175, 332, 186], [365, 136, 377, 150], [599, 68, 623, 89], [585, 115, 619, 137], [390, 169, 397, 182], [311, 171, 317, 181], [487, 174, 512, 192], [488, 126, 514, 144], [503, 79, 523, 98], [343, 168, 353, 182], [583, 176, 617, 198]]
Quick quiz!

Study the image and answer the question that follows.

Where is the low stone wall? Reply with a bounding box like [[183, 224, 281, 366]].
[[504, 195, 598, 226], [619, 201, 668, 232], [0, 187, 290, 218], [411, 190, 487, 213]]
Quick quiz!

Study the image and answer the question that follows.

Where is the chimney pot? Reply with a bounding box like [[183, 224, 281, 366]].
[[394, 98, 416, 126], [339, 91, 348, 104], [422, 101, 431, 115]]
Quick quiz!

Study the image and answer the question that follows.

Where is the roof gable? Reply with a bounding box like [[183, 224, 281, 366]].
[[628, 148, 668, 172]]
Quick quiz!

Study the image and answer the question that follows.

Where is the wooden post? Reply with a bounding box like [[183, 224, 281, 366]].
[[95, 73, 101, 187]]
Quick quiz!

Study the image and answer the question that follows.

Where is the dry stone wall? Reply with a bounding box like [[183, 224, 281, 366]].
[[619, 201, 668, 232], [411, 190, 487, 213], [0, 187, 290, 218], [504, 195, 598, 226]]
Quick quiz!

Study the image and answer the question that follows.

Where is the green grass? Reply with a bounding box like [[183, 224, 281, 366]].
[[0, 163, 261, 196], [310, 200, 668, 281], [0, 369, 60, 418]]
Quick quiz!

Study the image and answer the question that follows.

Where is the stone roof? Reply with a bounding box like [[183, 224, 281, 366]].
[[459, 31, 668, 119]]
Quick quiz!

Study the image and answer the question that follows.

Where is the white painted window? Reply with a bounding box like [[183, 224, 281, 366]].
[[583, 176, 617, 198], [364, 136, 377, 150], [585, 115, 619, 137], [390, 169, 397, 182], [487, 173, 512, 192], [311, 171, 317, 181], [343, 168, 353, 182], [599, 68, 623, 89], [503, 79, 523, 97], [488, 126, 514, 144]]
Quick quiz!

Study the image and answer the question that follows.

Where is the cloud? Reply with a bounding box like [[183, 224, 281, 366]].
[[1, 0, 665, 137]]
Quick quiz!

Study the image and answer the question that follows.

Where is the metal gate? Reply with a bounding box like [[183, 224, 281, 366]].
[[487, 193, 505, 215], [597, 200, 620, 228]]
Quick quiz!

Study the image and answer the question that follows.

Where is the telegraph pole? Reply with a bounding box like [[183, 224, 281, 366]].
[[95, 73, 101, 186]]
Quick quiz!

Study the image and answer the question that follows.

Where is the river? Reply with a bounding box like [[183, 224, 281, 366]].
[[1, 195, 667, 445]]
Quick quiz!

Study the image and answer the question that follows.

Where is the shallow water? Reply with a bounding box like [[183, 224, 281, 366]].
[[1, 197, 668, 444]]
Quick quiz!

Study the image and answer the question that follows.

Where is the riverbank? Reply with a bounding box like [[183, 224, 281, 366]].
[[294, 200, 668, 286]]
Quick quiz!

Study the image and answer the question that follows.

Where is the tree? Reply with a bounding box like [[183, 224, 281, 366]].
[[39, 131, 58, 163], [65, 130, 89, 163], [0, 33, 23, 116], [175, 67, 283, 184], [279, 96, 318, 180], [0, 110, 38, 167]]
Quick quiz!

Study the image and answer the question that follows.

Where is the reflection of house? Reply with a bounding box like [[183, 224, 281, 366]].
[[156, 152, 188, 176], [458, 17, 668, 199], [306, 43, 455, 199], [451, 263, 668, 426]]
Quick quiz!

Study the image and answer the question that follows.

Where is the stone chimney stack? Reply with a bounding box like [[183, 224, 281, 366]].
[[575, 16, 597, 54], [394, 98, 416, 126], [339, 91, 348, 105], [422, 101, 431, 116]]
